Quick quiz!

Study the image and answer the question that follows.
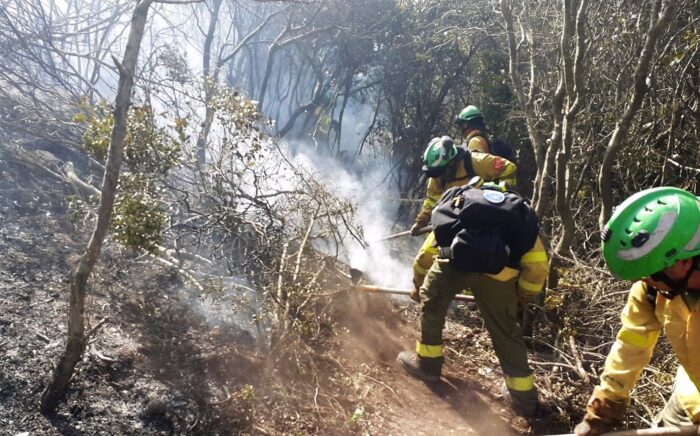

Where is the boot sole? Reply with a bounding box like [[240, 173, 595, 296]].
[[396, 356, 441, 383]]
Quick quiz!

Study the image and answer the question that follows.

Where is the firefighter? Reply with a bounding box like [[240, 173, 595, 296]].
[[455, 105, 490, 153], [575, 187, 700, 435], [398, 182, 549, 417], [410, 136, 517, 236]]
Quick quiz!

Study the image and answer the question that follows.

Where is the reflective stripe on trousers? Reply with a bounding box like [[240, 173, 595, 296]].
[[505, 373, 534, 391], [416, 341, 443, 358]]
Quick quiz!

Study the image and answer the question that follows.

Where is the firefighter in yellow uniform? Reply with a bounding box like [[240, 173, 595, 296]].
[[575, 187, 700, 435], [456, 105, 517, 164], [455, 105, 491, 153], [410, 136, 517, 236], [398, 182, 549, 417]]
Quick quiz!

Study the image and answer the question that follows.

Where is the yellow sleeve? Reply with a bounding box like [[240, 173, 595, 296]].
[[412, 232, 439, 289], [467, 135, 490, 153], [415, 178, 444, 226], [517, 237, 549, 298], [598, 281, 662, 401], [470, 151, 518, 184]]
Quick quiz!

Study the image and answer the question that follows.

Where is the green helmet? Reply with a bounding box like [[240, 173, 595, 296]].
[[602, 187, 700, 280], [422, 136, 457, 176], [456, 105, 483, 125]]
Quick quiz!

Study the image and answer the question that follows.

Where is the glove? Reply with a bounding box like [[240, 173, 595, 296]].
[[574, 388, 627, 436], [516, 284, 539, 305], [411, 275, 424, 303], [410, 286, 420, 303], [410, 222, 426, 236]]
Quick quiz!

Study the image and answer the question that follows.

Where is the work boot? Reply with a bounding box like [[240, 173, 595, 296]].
[[500, 382, 539, 418], [396, 351, 442, 383]]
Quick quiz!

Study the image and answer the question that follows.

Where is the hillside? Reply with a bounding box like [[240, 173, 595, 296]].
[[0, 139, 580, 435]]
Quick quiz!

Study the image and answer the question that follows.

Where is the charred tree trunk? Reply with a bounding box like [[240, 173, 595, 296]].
[[195, 0, 223, 170], [501, 0, 548, 198], [535, 80, 564, 222], [554, 0, 588, 256], [40, 0, 153, 415], [598, 0, 675, 228], [333, 70, 353, 156], [197, 2, 277, 167]]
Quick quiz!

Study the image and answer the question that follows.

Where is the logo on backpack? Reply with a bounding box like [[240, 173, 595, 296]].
[[431, 185, 539, 274], [483, 190, 505, 204]]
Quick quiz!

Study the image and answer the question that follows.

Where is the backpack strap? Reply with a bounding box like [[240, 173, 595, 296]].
[[462, 149, 475, 178], [441, 148, 473, 184]]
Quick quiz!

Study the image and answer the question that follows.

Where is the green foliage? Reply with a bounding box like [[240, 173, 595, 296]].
[[111, 176, 167, 253], [203, 81, 265, 176], [349, 405, 365, 428], [174, 117, 189, 144], [210, 84, 261, 143], [77, 103, 181, 173], [125, 106, 181, 175], [239, 384, 255, 402], [78, 101, 113, 160], [74, 100, 183, 252]]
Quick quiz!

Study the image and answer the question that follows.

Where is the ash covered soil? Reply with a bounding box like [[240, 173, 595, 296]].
[[0, 140, 573, 435]]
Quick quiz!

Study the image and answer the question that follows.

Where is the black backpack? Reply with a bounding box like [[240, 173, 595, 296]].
[[490, 138, 516, 163], [431, 184, 539, 273], [469, 134, 517, 163]]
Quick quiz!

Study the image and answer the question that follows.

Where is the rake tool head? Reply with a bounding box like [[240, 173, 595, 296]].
[[349, 267, 364, 285]]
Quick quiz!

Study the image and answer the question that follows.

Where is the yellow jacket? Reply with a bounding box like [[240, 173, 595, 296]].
[[414, 150, 518, 227], [598, 281, 700, 421], [465, 130, 490, 153], [412, 232, 549, 299]]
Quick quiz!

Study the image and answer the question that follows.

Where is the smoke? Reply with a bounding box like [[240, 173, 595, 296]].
[[100, 0, 420, 329], [147, 2, 417, 292], [187, 276, 263, 341], [285, 142, 416, 290]]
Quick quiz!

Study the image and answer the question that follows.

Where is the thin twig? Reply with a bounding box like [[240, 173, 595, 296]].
[[90, 346, 116, 363], [210, 385, 232, 406], [358, 372, 403, 404], [569, 335, 591, 383], [86, 317, 109, 339]]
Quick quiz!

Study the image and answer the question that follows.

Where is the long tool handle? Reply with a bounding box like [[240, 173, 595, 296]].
[[371, 225, 433, 243], [356, 284, 474, 302], [547, 424, 700, 436]]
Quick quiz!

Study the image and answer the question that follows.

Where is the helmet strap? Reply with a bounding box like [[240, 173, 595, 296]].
[[651, 258, 699, 299]]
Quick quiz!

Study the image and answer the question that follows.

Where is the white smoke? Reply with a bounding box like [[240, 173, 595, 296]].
[[286, 143, 416, 290]]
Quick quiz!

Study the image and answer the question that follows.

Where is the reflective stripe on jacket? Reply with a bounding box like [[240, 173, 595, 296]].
[[597, 280, 700, 409], [412, 232, 548, 293], [414, 150, 518, 227]]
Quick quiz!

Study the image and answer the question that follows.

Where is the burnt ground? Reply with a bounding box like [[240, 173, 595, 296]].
[[0, 139, 575, 435], [0, 140, 264, 435]]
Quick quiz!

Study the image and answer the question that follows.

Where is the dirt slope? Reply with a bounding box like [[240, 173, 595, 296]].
[[0, 140, 566, 435], [332, 289, 528, 435]]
